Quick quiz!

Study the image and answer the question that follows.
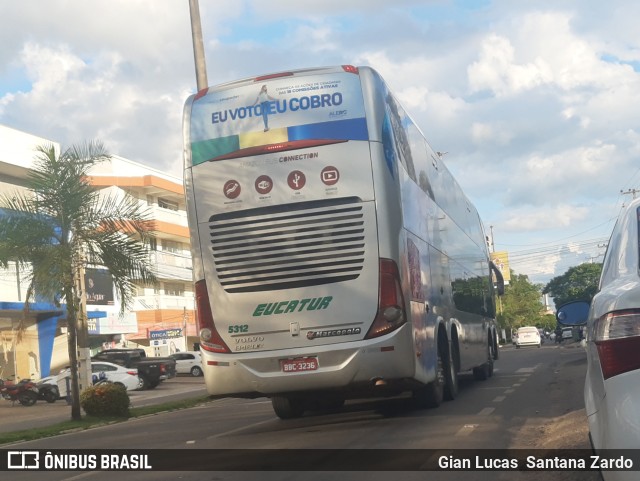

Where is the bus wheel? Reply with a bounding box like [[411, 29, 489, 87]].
[[272, 396, 305, 419], [473, 344, 494, 381], [413, 341, 445, 408], [444, 341, 459, 401]]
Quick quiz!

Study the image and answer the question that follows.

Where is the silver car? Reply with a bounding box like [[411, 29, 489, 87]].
[[557, 196, 640, 481]]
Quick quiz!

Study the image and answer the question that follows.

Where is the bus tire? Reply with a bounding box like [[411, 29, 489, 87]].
[[272, 396, 305, 419], [413, 339, 446, 408], [444, 340, 459, 401], [473, 343, 494, 381]]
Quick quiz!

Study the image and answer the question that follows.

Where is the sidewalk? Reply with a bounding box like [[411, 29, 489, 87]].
[[0, 396, 72, 434], [0, 375, 206, 435]]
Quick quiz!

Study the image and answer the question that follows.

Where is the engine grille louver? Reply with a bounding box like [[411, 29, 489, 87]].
[[209, 198, 365, 293]]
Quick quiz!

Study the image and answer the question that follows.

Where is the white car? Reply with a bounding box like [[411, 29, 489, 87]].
[[90, 361, 141, 391], [556, 196, 640, 481], [55, 361, 141, 392], [169, 351, 203, 377], [515, 326, 541, 348]]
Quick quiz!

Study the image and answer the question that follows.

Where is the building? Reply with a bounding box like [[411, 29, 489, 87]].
[[87, 155, 197, 356], [0, 125, 196, 379]]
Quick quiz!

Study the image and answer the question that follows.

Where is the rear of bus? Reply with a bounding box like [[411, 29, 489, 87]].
[[183, 66, 414, 416]]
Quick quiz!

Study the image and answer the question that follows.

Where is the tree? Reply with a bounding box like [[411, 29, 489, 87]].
[[497, 271, 546, 333], [543, 263, 602, 307], [0, 142, 156, 420]]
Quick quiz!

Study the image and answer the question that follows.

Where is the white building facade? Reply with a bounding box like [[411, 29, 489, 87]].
[[0, 125, 196, 379]]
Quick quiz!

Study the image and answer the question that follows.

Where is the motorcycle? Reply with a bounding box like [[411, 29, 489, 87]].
[[35, 380, 60, 403], [0, 378, 39, 406]]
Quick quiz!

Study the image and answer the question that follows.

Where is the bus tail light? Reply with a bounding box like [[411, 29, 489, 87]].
[[194, 88, 209, 101], [195, 279, 231, 353], [342, 65, 359, 74], [365, 259, 407, 339], [594, 309, 640, 379]]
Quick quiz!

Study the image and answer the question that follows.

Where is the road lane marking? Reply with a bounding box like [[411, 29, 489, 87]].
[[516, 367, 536, 373], [504, 389, 515, 394], [455, 424, 479, 436], [477, 407, 495, 416], [493, 396, 506, 402], [208, 418, 275, 439], [61, 473, 96, 481]]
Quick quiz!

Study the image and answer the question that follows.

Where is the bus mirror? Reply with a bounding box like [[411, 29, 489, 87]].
[[490, 261, 505, 296]]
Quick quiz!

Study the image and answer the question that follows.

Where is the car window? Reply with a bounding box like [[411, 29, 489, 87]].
[[517, 328, 538, 334]]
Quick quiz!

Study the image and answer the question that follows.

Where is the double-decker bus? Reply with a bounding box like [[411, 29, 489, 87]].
[[183, 65, 504, 419]]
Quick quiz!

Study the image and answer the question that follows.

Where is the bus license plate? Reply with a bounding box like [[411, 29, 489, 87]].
[[281, 357, 318, 373]]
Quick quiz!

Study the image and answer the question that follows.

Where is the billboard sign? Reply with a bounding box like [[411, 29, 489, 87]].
[[189, 71, 368, 165], [491, 251, 511, 285], [85, 268, 114, 306]]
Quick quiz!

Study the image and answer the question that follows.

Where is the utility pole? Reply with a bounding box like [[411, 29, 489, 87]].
[[74, 257, 92, 392], [188, 0, 208, 91], [182, 307, 189, 351], [489, 225, 495, 253]]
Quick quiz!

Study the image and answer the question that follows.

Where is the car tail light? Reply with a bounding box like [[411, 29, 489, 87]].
[[195, 279, 231, 353], [594, 309, 640, 379], [126, 371, 137, 376], [365, 259, 407, 339]]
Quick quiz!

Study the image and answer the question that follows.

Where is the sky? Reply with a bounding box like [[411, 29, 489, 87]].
[[1, 0, 638, 286]]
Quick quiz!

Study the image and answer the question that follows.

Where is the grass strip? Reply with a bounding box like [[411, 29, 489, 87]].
[[0, 395, 213, 446]]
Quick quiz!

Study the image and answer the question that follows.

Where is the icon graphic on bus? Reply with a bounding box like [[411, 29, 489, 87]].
[[223, 180, 241, 199], [255, 175, 273, 195], [321, 166, 340, 186], [287, 171, 306, 190]]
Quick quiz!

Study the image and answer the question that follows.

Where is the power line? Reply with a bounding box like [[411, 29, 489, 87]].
[[496, 217, 617, 248]]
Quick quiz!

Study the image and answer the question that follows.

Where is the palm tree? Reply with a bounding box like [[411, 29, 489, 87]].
[[0, 141, 156, 420]]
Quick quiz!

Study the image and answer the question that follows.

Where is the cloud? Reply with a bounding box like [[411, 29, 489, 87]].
[[502, 204, 589, 233], [2, 0, 640, 285], [468, 33, 553, 96]]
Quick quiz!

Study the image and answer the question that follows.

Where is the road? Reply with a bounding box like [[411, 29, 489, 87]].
[[4, 343, 599, 481]]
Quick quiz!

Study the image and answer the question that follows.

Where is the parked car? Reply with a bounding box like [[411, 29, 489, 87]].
[[55, 361, 141, 392], [515, 326, 541, 348], [556, 196, 640, 481], [92, 348, 176, 389], [90, 361, 141, 391], [170, 351, 203, 377]]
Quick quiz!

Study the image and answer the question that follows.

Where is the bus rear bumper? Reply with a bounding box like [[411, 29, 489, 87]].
[[201, 325, 417, 397]]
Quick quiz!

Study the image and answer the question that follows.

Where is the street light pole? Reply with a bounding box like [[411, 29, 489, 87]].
[[74, 257, 92, 392], [188, 0, 208, 91]]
